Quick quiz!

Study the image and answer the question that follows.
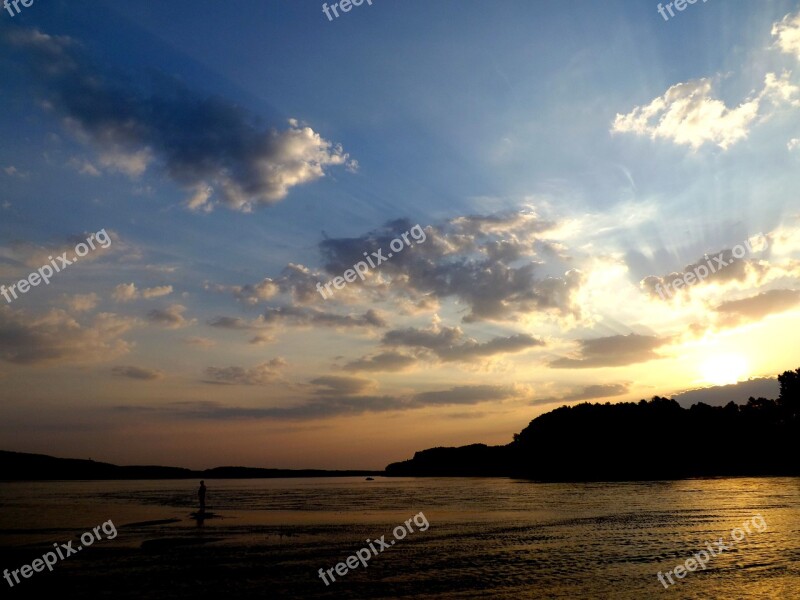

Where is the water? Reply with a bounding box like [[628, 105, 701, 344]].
[[0, 477, 798, 598]]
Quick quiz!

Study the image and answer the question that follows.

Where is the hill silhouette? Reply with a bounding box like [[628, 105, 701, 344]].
[[0, 451, 381, 481], [385, 368, 800, 480]]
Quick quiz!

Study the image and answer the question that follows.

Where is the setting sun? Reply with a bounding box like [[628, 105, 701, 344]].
[[700, 354, 750, 386]]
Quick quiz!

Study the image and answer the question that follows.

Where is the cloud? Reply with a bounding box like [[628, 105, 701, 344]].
[[411, 384, 519, 406], [3, 165, 29, 178], [381, 322, 544, 362], [203, 358, 286, 386], [612, 79, 761, 150], [342, 351, 418, 372], [112, 283, 138, 302], [231, 210, 583, 324], [314, 215, 582, 322], [639, 235, 770, 298], [142, 286, 173, 299], [773, 11, 800, 60], [309, 375, 376, 396], [714, 289, 800, 328], [64, 293, 99, 312], [112, 283, 173, 302], [116, 383, 523, 421], [3, 231, 119, 271], [146, 304, 194, 329], [211, 263, 347, 307], [550, 334, 669, 369], [0, 306, 135, 365], [111, 365, 164, 380], [3, 28, 356, 212], [248, 332, 274, 346], [672, 378, 780, 408], [132, 396, 407, 420], [232, 279, 280, 305], [207, 316, 260, 330], [261, 306, 387, 328], [560, 383, 630, 402], [183, 336, 216, 348], [612, 17, 800, 153], [67, 157, 101, 177], [529, 383, 630, 407]]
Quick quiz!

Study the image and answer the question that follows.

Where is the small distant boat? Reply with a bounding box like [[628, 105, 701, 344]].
[[365, 477, 374, 481]]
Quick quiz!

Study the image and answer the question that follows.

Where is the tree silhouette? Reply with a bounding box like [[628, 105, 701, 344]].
[[386, 368, 800, 480]]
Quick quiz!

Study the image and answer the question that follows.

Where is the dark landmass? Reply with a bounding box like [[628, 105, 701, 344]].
[[5, 368, 799, 482], [0, 451, 381, 481], [385, 368, 800, 481]]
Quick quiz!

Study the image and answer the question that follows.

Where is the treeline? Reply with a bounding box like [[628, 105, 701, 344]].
[[385, 368, 800, 480]]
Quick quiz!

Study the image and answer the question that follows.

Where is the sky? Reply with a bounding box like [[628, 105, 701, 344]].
[[1, 0, 800, 470]]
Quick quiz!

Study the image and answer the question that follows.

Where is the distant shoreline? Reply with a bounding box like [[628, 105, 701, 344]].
[[0, 450, 383, 481]]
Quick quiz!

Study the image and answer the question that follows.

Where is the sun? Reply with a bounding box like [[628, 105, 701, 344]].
[[700, 354, 749, 386]]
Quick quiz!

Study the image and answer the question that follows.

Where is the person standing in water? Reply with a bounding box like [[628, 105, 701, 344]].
[[198, 481, 207, 514]]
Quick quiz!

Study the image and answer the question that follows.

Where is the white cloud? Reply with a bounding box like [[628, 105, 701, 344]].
[[141, 285, 173, 299], [113, 283, 173, 302], [773, 11, 800, 60], [612, 79, 761, 150], [112, 283, 138, 302]]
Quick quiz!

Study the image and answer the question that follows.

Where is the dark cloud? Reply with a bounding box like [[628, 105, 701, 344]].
[[714, 289, 800, 327], [639, 235, 770, 299], [672, 378, 779, 408], [313, 214, 581, 323], [203, 359, 286, 386], [529, 383, 630, 407], [309, 376, 375, 396], [3, 28, 355, 212], [0, 307, 134, 365], [207, 316, 259, 330], [381, 323, 544, 362], [114, 383, 520, 421], [261, 306, 387, 328], [342, 351, 418, 372], [146, 304, 193, 329], [111, 365, 164, 381], [144, 396, 409, 420], [550, 334, 669, 369], [411, 385, 517, 406]]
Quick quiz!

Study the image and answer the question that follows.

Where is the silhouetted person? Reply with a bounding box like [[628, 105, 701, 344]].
[[198, 481, 206, 514]]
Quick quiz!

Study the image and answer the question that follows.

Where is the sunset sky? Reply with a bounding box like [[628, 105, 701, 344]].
[[1, 0, 800, 470]]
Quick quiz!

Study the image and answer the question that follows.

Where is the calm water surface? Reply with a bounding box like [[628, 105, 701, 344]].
[[0, 477, 798, 598]]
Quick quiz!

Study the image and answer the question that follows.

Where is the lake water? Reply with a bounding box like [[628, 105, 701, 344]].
[[0, 477, 798, 598]]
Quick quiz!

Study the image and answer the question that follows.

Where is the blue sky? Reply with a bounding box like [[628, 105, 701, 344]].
[[1, 1, 800, 469]]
